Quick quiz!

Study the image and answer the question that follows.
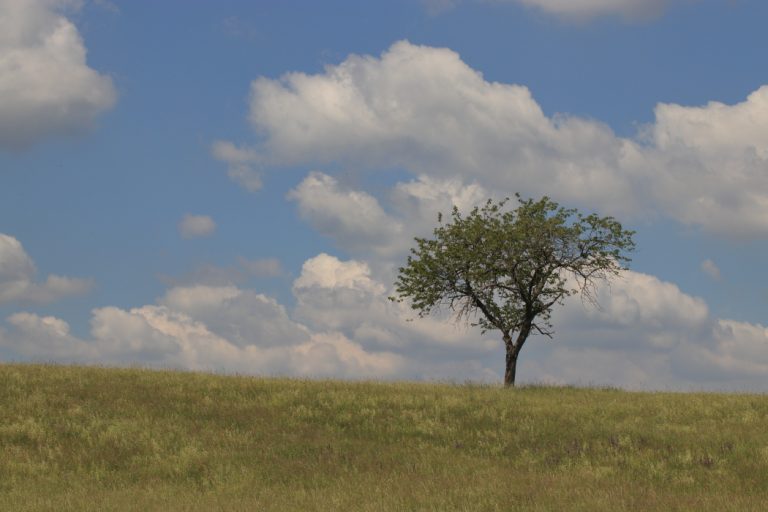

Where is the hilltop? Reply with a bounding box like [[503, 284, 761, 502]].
[[1, 364, 766, 511]]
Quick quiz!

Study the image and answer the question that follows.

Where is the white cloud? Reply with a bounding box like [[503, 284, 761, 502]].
[[509, 0, 676, 22], [293, 253, 385, 294], [211, 140, 263, 192], [0, 252, 501, 382], [525, 269, 768, 391], [292, 254, 768, 391], [0, 233, 92, 304], [289, 331, 405, 378], [179, 214, 216, 239], [234, 40, 768, 237], [0, 0, 116, 150], [288, 172, 404, 255], [197, 40, 768, 390], [0, 284, 407, 380], [549, 317, 768, 392], [87, 306, 187, 363], [2, 250, 767, 390], [701, 259, 721, 281], [644, 86, 768, 235], [293, 254, 397, 336], [708, 320, 768, 378], [653, 87, 768, 159], [391, 175, 488, 217], [160, 285, 310, 349], [4, 311, 91, 360], [293, 253, 523, 378], [0, 234, 35, 283], [287, 172, 489, 264], [568, 271, 709, 331]]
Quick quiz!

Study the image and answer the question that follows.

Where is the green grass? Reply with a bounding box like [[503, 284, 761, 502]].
[[1, 363, 767, 511]]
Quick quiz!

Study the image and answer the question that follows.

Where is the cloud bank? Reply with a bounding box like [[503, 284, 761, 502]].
[[2, 249, 767, 391]]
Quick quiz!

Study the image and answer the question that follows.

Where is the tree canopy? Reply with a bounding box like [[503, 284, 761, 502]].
[[392, 195, 635, 386]]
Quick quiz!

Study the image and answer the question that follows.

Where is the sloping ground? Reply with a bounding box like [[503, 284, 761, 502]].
[[1, 363, 766, 511]]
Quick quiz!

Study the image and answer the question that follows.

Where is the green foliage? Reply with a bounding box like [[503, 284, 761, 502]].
[[1, 364, 767, 511], [394, 195, 635, 336], [392, 195, 635, 385]]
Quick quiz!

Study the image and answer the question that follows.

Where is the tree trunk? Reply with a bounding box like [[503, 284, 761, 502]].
[[503, 320, 532, 387], [504, 339, 517, 387]]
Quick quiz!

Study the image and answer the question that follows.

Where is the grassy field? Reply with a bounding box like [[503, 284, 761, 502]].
[[1, 364, 767, 511]]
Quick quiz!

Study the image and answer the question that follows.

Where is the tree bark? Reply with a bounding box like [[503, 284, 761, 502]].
[[503, 320, 533, 387], [504, 339, 517, 387]]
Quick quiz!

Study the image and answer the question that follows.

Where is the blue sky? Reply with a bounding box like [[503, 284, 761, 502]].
[[1, 0, 767, 391]]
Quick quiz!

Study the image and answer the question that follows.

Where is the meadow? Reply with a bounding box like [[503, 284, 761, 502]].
[[1, 363, 766, 511]]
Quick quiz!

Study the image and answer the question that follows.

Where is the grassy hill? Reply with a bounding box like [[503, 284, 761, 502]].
[[1, 363, 766, 511]]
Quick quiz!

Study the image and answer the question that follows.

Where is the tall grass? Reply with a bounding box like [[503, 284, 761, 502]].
[[1, 363, 766, 511]]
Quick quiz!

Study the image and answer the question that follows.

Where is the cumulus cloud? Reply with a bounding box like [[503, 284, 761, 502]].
[[0, 0, 116, 150], [645, 87, 768, 235], [293, 253, 385, 294], [159, 285, 311, 349], [554, 271, 712, 353], [706, 320, 768, 380], [288, 172, 404, 255], [232, 40, 768, 237], [0, 233, 92, 304], [293, 254, 396, 336], [287, 172, 489, 264], [179, 214, 216, 239]]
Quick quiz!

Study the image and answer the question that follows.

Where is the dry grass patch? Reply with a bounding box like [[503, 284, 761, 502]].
[[1, 364, 766, 511]]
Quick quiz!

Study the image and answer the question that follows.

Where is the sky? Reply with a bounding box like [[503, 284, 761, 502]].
[[1, 0, 767, 392]]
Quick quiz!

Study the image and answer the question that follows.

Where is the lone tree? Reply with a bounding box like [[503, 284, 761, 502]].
[[392, 195, 635, 387]]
